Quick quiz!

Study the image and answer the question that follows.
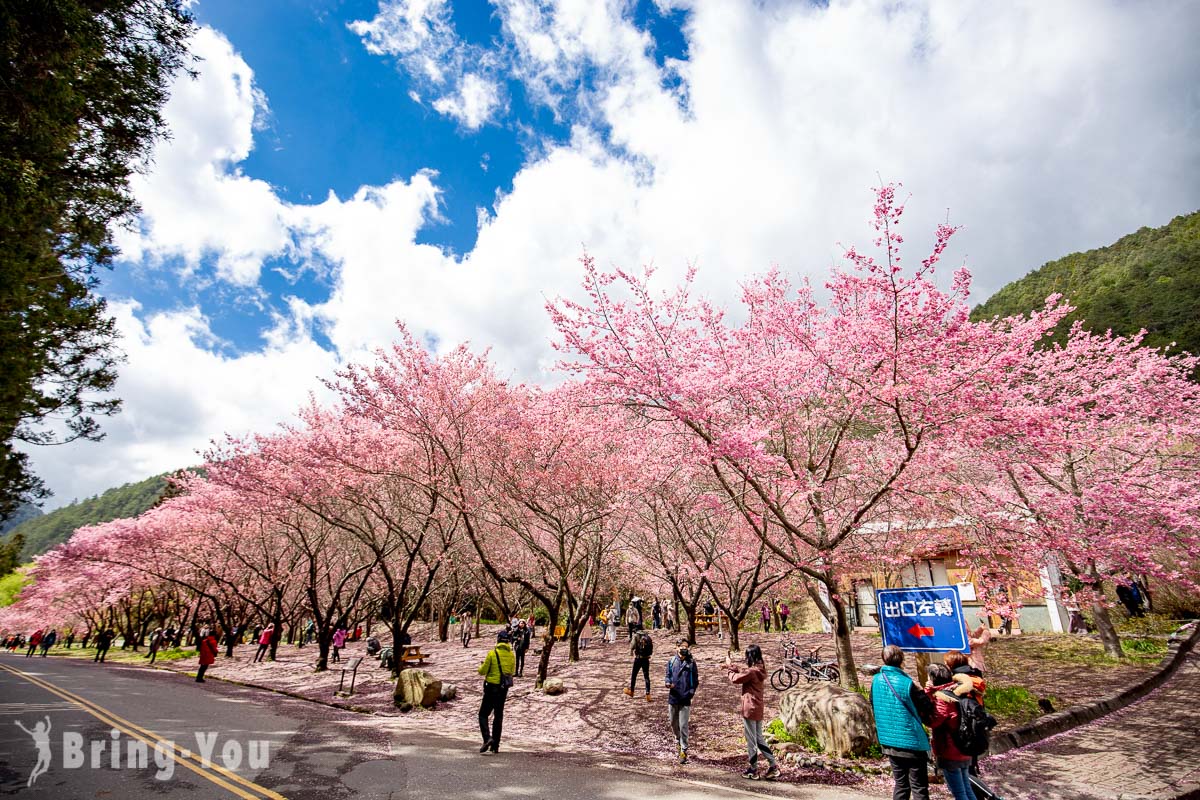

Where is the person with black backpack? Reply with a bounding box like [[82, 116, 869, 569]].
[[624, 630, 654, 699], [476, 630, 516, 754], [926, 664, 978, 800]]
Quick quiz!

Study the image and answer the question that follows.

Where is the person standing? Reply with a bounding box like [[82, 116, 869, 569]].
[[626, 601, 643, 640], [966, 621, 991, 674], [513, 620, 531, 677], [580, 616, 594, 650], [64, 630, 75, 649], [224, 626, 239, 658], [624, 629, 654, 699], [607, 603, 619, 644], [477, 631, 516, 754], [93, 629, 113, 663], [925, 664, 977, 800], [460, 611, 474, 648], [653, 599, 662, 630], [253, 624, 274, 663], [726, 645, 780, 780], [871, 645, 934, 800], [779, 602, 790, 631], [39, 629, 56, 656], [665, 638, 699, 764], [331, 626, 347, 663], [759, 603, 771, 633], [196, 628, 219, 683]]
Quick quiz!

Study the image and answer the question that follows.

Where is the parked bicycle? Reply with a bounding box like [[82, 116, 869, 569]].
[[770, 645, 841, 690]]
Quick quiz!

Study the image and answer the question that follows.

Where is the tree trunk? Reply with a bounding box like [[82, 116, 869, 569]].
[[728, 617, 741, 651], [437, 614, 450, 642], [829, 591, 860, 690], [1091, 599, 1124, 659], [914, 652, 930, 688], [535, 608, 559, 688], [314, 630, 332, 672]]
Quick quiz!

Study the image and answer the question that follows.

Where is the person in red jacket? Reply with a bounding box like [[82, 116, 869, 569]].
[[196, 628, 219, 683], [925, 664, 976, 800]]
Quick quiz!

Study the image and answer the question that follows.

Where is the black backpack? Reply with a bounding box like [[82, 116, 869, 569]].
[[951, 693, 997, 756], [634, 633, 654, 658]]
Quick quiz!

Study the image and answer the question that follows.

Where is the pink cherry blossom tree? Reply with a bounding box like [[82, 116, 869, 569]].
[[548, 185, 1066, 686]]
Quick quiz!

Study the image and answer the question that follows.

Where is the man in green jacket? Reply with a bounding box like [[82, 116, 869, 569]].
[[477, 630, 516, 754]]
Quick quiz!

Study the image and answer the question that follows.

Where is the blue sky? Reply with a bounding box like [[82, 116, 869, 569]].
[[28, 0, 1200, 505]]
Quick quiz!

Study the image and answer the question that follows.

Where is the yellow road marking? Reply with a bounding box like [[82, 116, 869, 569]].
[[0, 662, 286, 800]]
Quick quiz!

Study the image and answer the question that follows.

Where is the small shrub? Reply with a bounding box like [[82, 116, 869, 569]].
[[764, 717, 824, 752], [1116, 613, 1178, 637]]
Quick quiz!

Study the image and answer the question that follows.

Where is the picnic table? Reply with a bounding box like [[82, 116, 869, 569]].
[[694, 613, 727, 632], [397, 645, 428, 666]]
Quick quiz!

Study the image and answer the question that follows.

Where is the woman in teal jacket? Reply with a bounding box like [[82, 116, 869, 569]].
[[871, 645, 934, 800]]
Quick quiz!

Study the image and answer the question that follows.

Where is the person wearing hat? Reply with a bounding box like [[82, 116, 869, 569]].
[[476, 630, 516, 754]]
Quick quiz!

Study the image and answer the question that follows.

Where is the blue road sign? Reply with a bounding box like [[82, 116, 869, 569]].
[[876, 585, 970, 653]]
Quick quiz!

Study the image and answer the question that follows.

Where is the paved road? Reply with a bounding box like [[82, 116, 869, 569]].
[[984, 647, 1200, 800], [0, 653, 873, 799]]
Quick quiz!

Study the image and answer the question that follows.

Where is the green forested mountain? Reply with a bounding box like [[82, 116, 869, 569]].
[[0, 473, 174, 559], [0, 502, 41, 535], [971, 211, 1200, 361]]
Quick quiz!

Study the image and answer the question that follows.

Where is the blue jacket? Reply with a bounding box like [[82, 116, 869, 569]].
[[665, 654, 699, 706], [871, 666, 931, 752]]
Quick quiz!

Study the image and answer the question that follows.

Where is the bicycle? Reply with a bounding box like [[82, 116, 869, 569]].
[[770, 646, 841, 690]]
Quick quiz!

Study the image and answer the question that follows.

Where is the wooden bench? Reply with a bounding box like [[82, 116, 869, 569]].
[[337, 656, 364, 696], [398, 645, 428, 666], [694, 614, 726, 632]]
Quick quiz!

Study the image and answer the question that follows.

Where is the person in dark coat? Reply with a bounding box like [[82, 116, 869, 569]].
[[39, 629, 56, 656], [196, 629, 219, 682], [93, 630, 113, 663], [513, 620, 531, 677]]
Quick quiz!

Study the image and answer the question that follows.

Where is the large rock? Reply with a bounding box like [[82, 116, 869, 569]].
[[439, 683, 457, 702], [778, 682, 876, 757], [394, 669, 442, 709], [543, 677, 565, 695]]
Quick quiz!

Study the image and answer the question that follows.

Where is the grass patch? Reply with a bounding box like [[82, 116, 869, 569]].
[[1122, 637, 1166, 655], [765, 717, 823, 753], [998, 635, 1161, 667], [51, 646, 196, 664], [985, 684, 1060, 728]]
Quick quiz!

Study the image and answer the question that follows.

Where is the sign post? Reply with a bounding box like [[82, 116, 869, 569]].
[[875, 585, 970, 653]]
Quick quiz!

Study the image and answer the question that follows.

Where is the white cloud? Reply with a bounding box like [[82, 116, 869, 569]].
[[26, 1, 1200, 508], [432, 73, 504, 130], [117, 27, 291, 286], [348, 0, 505, 129]]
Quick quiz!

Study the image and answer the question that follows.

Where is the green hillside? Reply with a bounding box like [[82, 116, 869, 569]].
[[971, 211, 1200, 362], [0, 473, 174, 560], [0, 502, 41, 535]]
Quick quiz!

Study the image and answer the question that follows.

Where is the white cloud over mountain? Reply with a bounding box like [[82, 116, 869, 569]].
[[26, 0, 1200, 507]]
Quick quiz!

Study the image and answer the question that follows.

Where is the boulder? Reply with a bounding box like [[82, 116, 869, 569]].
[[543, 677, 565, 695], [394, 669, 442, 709], [778, 682, 876, 757], [439, 683, 458, 702]]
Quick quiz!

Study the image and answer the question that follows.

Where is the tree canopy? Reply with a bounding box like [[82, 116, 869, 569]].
[[971, 211, 1200, 368], [0, 1, 194, 522]]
